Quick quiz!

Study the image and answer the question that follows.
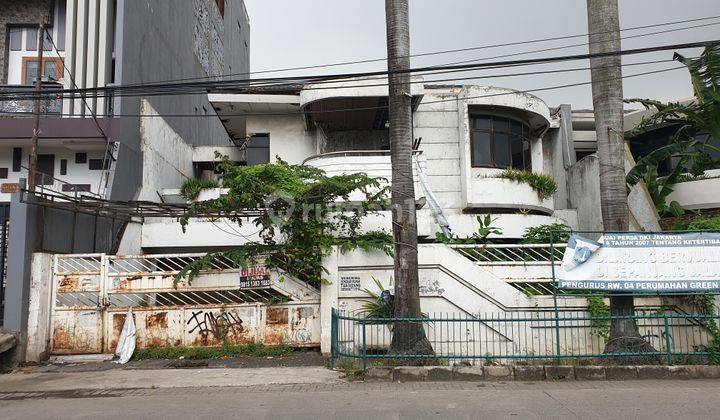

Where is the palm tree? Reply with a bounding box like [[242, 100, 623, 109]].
[[586, 0, 655, 353], [385, 0, 433, 357]]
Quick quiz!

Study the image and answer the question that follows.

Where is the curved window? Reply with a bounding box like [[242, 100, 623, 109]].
[[470, 115, 531, 170]]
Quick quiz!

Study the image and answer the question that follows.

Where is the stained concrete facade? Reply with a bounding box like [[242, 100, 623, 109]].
[[110, 0, 250, 201], [0, 0, 53, 84]]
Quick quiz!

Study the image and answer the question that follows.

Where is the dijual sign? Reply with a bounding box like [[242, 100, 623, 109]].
[[557, 232, 720, 292]]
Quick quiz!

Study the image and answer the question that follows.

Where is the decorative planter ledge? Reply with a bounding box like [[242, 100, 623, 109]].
[[360, 365, 720, 382]]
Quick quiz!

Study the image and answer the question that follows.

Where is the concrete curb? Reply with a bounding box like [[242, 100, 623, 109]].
[[362, 365, 720, 382]]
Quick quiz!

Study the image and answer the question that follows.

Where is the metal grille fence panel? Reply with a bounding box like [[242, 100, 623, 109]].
[[331, 309, 720, 367]]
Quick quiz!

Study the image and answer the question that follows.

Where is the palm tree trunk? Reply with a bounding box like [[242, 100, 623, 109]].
[[385, 0, 433, 358], [586, 0, 655, 354]]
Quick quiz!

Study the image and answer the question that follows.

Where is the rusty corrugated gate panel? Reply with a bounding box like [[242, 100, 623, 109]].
[[50, 254, 320, 355]]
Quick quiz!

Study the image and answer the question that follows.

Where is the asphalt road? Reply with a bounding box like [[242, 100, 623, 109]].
[[2, 380, 720, 419]]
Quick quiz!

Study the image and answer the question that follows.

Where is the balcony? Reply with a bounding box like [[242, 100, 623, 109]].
[[302, 150, 427, 203], [465, 168, 554, 214], [666, 169, 720, 210], [0, 82, 63, 116]]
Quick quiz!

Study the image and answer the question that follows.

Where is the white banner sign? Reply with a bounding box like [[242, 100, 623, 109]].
[[557, 232, 720, 292]]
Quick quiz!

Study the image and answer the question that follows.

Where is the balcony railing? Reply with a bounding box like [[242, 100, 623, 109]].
[[16, 166, 102, 200], [303, 150, 426, 201], [448, 243, 567, 266], [0, 82, 63, 116]]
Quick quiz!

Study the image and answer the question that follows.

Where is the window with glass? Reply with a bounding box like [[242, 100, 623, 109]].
[[22, 57, 64, 85], [470, 114, 532, 170]]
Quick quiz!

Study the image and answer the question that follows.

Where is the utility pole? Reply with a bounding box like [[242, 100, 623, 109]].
[[586, 0, 652, 353], [385, 0, 433, 356], [28, 16, 45, 192]]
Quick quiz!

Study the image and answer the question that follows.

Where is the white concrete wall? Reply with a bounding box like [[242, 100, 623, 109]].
[[136, 100, 194, 200], [569, 150, 661, 232], [25, 253, 53, 362], [120, 100, 194, 253], [246, 115, 317, 165], [413, 87, 570, 237], [0, 142, 108, 202], [304, 153, 426, 202], [413, 87, 464, 212], [667, 175, 720, 210]]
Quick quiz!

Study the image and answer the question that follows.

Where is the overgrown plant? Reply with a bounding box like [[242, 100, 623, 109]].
[[494, 169, 557, 200], [670, 214, 720, 231], [435, 215, 502, 244], [586, 294, 610, 340], [641, 164, 685, 217], [175, 155, 392, 288], [360, 277, 394, 319], [626, 45, 720, 200], [522, 223, 571, 244], [181, 178, 220, 201]]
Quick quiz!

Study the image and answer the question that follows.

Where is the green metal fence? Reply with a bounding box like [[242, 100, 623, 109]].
[[330, 308, 720, 367]]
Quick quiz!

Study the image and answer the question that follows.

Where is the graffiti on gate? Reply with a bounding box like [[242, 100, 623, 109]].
[[187, 309, 245, 344]]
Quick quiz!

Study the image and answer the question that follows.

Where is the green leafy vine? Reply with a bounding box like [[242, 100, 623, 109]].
[[586, 294, 610, 340], [175, 155, 393, 288]]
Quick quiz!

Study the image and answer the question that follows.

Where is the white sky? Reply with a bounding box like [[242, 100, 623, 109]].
[[244, 0, 719, 109]]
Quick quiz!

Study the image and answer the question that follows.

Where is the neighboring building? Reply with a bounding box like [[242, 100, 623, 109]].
[[0, 0, 250, 334], [0, 0, 250, 204]]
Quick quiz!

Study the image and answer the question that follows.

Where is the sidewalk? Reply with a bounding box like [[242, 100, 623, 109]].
[[0, 366, 343, 393]]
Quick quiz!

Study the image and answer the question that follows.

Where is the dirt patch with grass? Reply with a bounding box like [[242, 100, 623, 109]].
[[29, 346, 324, 373]]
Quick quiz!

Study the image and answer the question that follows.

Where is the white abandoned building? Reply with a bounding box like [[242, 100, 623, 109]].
[[16, 78, 710, 364]]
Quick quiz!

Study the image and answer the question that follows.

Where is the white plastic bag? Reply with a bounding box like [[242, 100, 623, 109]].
[[114, 307, 136, 364]]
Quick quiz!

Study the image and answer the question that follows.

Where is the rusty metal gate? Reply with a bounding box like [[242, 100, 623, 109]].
[[50, 254, 321, 355]]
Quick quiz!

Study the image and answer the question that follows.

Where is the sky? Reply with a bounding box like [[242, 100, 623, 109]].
[[243, 0, 719, 109]]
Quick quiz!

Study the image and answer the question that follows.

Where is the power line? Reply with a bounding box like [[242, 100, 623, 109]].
[[118, 14, 720, 85], [6, 57, 681, 117], [1, 39, 716, 102], [6, 64, 685, 119], [420, 20, 720, 71]]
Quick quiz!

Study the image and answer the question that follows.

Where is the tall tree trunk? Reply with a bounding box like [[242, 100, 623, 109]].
[[385, 0, 433, 358], [586, 0, 654, 354]]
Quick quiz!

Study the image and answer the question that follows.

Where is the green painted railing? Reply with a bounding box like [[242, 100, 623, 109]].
[[330, 309, 720, 367]]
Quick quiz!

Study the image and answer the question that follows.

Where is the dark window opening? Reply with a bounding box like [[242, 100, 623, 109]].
[[470, 114, 531, 170], [0, 168, 8, 179], [629, 126, 720, 176], [246, 134, 270, 166], [9, 27, 22, 51], [36, 154, 55, 185], [89, 159, 109, 170], [60, 159, 68, 175], [75, 152, 87, 164], [215, 0, 225, 17], [575, 150, 595, 161], [26, 27, 38, 51], [12, 148, 22, 172]]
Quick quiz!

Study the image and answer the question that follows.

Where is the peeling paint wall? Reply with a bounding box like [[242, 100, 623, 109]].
[[193, 0, 225, 77], [38, 253, 320, 357]]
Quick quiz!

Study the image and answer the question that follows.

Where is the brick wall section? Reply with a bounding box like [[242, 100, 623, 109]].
[[0, 0, 53, 83]]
